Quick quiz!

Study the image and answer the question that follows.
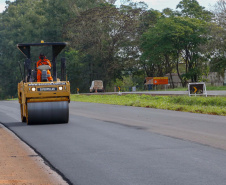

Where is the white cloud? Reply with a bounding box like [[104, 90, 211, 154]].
[[142, 0, 180, 11], [135, 0, 217, 11], [143, 0, 160, 6], [0, 3, 6, 13]]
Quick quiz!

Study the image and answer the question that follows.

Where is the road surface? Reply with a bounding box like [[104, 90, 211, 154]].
[[1, 100, 226, 185]]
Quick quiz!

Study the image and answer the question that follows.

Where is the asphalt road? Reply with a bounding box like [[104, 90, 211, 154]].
[[1, 100, 226, 185]]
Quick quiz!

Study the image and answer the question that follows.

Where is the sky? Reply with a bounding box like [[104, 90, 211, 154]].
[[0, 0, 218, 13], [116, 0, 217, 11]]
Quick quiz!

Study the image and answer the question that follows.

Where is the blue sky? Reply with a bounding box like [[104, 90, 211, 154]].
[[0, 0, 218, 12]]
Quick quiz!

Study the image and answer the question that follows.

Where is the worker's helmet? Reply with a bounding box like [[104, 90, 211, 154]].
[[39, 53, 46, 60]]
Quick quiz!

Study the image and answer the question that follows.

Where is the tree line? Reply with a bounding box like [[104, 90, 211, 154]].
[[0, 0, 225, 98]]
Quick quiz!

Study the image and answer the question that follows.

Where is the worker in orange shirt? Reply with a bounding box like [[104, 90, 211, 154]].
[[37, 53, 53, 82]]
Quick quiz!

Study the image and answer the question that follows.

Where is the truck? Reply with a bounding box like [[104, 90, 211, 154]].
[[90, 80, 104, 93]]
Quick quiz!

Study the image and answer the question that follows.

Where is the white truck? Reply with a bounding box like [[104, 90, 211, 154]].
[[90, 80, 104, 93]]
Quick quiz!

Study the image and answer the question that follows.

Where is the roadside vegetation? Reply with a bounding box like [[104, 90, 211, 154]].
[[206, 86, 226, 90], [1, 0, 226, 99], [71, 94, 226, 116], [166, 85, 226, 91]]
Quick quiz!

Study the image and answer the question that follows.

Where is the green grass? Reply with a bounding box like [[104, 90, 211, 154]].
[[6, 98, 18, 101], [71, 94, 226, 116], [166, 85, 226, 91], [166, 87, 187, 91], [206, 85, 226, 90], [136, 85, 226, 92]]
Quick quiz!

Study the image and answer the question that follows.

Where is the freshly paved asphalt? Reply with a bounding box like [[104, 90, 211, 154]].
[[1, 100, 226, 185]]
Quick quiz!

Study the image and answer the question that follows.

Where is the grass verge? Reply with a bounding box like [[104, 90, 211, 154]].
[[71, 94, 226, 116], [166, 85, 226, 91]]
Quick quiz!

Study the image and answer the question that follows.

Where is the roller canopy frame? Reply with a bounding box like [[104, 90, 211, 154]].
[[17, 42, 67, 59], [17, 42, 67, 82]]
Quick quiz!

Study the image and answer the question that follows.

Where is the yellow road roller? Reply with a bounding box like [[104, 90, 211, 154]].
[[17, 42, 70, 125]]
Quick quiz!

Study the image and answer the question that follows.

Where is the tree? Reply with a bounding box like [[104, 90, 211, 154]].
[[141, 17, 180, 87], [141, 16, 209, 86], [208, 0, 226, 76], [64, 5, 142, 91], [176, 0, 213, 21], [0, 0, 41, 98], [0, 0, 73, 98]]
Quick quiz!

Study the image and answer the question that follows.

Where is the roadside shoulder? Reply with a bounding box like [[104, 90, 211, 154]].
[[0, 123, 68, 185]]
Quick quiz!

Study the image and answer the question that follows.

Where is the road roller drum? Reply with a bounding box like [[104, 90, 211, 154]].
[[27, 101, 69, 124]]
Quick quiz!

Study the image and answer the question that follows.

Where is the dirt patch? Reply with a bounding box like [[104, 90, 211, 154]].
[[0, 124, 68, 185]]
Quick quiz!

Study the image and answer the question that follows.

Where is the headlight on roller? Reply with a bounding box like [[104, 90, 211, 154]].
[[32, 87, 36, 91], [59, 86, 63, 91]]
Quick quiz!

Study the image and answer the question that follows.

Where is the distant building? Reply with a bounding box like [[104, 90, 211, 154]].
[[165, 73, 183, 87], [203, 72, 224, 86], [165, 72, 224, 87]]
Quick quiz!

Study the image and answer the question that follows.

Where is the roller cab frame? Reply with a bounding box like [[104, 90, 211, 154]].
[[17, 42, 70, 125]]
